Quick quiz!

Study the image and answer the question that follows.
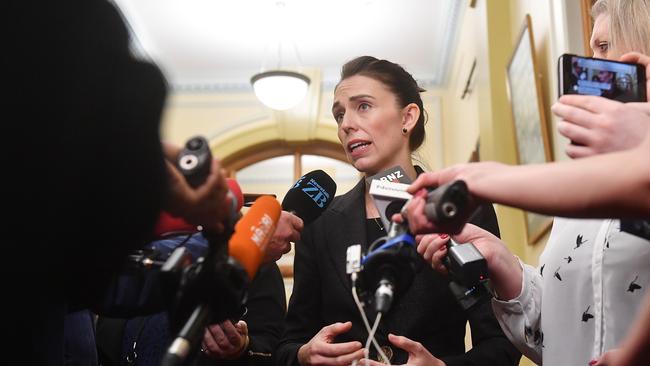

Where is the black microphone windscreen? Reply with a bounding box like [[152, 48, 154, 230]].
[[282, 170, 337, 225]]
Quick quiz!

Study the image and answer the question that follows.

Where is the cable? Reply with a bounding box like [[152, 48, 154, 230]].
[[362, 234, 415, 266], [365, 313, 382, 363], [351, 273, 391, 365], [367, 236, 387, 253]]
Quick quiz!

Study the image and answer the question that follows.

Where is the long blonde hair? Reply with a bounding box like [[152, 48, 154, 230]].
[[592, 0, 650, 56]]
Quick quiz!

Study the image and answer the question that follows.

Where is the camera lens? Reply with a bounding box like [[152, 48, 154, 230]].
[[179, 154, 199, 171]]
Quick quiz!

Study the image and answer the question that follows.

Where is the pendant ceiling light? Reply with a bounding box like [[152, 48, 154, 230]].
[[251, 1, 310, 111], [251, 70, 310, 111]]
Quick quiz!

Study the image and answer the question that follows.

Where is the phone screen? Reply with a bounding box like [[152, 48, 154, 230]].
[[560, 54, 646, 102]]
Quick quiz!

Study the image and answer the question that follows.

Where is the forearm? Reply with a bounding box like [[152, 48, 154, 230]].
[[487, 250, 523, 301], [491, 264, 543, 364], [469, 149, 650, 218]]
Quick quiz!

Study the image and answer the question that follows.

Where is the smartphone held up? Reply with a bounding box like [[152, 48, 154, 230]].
[[558, 54, 647, 102]]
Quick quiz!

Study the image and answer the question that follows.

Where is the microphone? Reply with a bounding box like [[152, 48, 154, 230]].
[[162, 196, 281, 366], [282, 170, 337, 224], [422, 180, 478, 234], [151, 178, 243, 238], [366, 166, 412, 228], [177, 136, 212, 189], [358, 166, 418, 313], [359, 218, 420, 314], [176, 135, 244, 228], [228, 195, 281, 280], [226, 178, 244, 212], [153, 211, 199, 238], [408, 180, 491, 309], [420, 181, 489, 287]]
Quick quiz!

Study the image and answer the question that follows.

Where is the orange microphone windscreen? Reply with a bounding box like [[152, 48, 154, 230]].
[[228, 195, 281, 279]]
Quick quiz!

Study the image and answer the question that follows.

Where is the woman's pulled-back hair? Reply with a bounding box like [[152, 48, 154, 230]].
[[338, 56, 427, 151]]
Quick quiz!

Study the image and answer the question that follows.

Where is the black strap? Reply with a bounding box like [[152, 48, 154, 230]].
[[125, 317, 149, 365]]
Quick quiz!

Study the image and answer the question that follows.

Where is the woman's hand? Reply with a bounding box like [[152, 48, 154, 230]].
[[202, 320, 249, 360], [552, 52, 650, 159], [361, 334, 445, 366], [619, 52, 650, 97], [401, 162, 508, 235], [263, 211, 304, 263], [552, 95, 650, 158], [297, 322, 365, 366], [416, 224, 523, 301], [415, 233, 450, 275]]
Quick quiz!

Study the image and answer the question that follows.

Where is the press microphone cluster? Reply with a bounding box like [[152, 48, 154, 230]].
[[351, 167, 490, 316], [357, 218, 419, 314], [346, 167, 419, 315], [415, 181, 489, 288], [162, 136, 281, 366], [163, 196, 281, 366], [163, 138, 338, 366], [416, 180, 491, 308]]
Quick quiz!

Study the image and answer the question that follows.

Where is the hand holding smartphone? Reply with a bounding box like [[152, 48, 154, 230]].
[[558, 53, 647, 102]]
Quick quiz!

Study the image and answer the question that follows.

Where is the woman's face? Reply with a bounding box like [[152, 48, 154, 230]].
[[332, 75, 413, 176], [591, 13, 614, 59]]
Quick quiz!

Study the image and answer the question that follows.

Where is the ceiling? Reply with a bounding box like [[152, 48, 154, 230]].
[[113, 0, 465, 91]]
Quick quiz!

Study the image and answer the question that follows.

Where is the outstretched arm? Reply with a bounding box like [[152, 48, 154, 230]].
[[407, 133, 650, 220]]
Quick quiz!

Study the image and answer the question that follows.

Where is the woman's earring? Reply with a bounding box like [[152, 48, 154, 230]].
[[402, 127, 408, 135]]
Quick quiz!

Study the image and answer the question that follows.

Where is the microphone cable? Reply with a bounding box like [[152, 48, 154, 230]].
[[350, 272, 391, 365], [365, 312, 383, 364]]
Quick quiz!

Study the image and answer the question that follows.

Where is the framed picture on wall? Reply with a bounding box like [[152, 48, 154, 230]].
[[581, 0, 597, 55], [505, 14, 553, 244]]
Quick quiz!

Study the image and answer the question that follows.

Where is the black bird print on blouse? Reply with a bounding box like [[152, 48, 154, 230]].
[[554, 267, 562, 281], [582, 306, 594, 322], [574, 234, 587, 249], [524, 326, 544, 347], [564, 256, 572, 263], [628, 276, 642, 293], [540, 264, 545, 277]]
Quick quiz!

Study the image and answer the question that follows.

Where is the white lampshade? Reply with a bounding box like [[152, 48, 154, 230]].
[[251, 70, 310, 110]]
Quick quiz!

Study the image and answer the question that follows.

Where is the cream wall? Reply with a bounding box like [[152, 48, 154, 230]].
[[442, 1, 588, 365], [441, 0, 586, 262], [161, 78, 443, 171], [444, 0, 531, 260]]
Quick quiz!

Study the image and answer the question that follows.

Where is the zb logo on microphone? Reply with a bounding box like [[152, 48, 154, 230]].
[[294, 178, 330, 208]]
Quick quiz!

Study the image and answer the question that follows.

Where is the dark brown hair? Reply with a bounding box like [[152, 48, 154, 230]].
[[337, 56, 427, 151]]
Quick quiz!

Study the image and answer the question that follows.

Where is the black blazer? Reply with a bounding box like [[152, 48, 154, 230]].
[[275, 176, 521, 366]]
